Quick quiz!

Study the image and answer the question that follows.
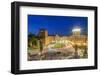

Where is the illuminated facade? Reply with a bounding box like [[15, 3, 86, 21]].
[[38, 28, 87, 46]]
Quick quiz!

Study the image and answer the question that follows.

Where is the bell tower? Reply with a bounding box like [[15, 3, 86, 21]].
[[39, 29, 48, 46]]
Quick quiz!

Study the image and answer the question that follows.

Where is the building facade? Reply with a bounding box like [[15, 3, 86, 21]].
[[38, 28, 87, 47]]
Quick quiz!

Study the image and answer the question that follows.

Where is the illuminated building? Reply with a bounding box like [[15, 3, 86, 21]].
[[38, 27, 87, 47]]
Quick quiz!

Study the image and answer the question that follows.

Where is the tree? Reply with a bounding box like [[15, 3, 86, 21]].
[[28, 33, 38, 49]]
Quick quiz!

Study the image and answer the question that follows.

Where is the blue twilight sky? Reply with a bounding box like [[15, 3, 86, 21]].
[[28, 15, 88, 36]]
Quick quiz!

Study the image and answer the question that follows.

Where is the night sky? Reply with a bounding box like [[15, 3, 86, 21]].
[[28, 15, 88, 36]]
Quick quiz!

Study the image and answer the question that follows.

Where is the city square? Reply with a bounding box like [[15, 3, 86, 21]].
[[28, 15, 88, 61]]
